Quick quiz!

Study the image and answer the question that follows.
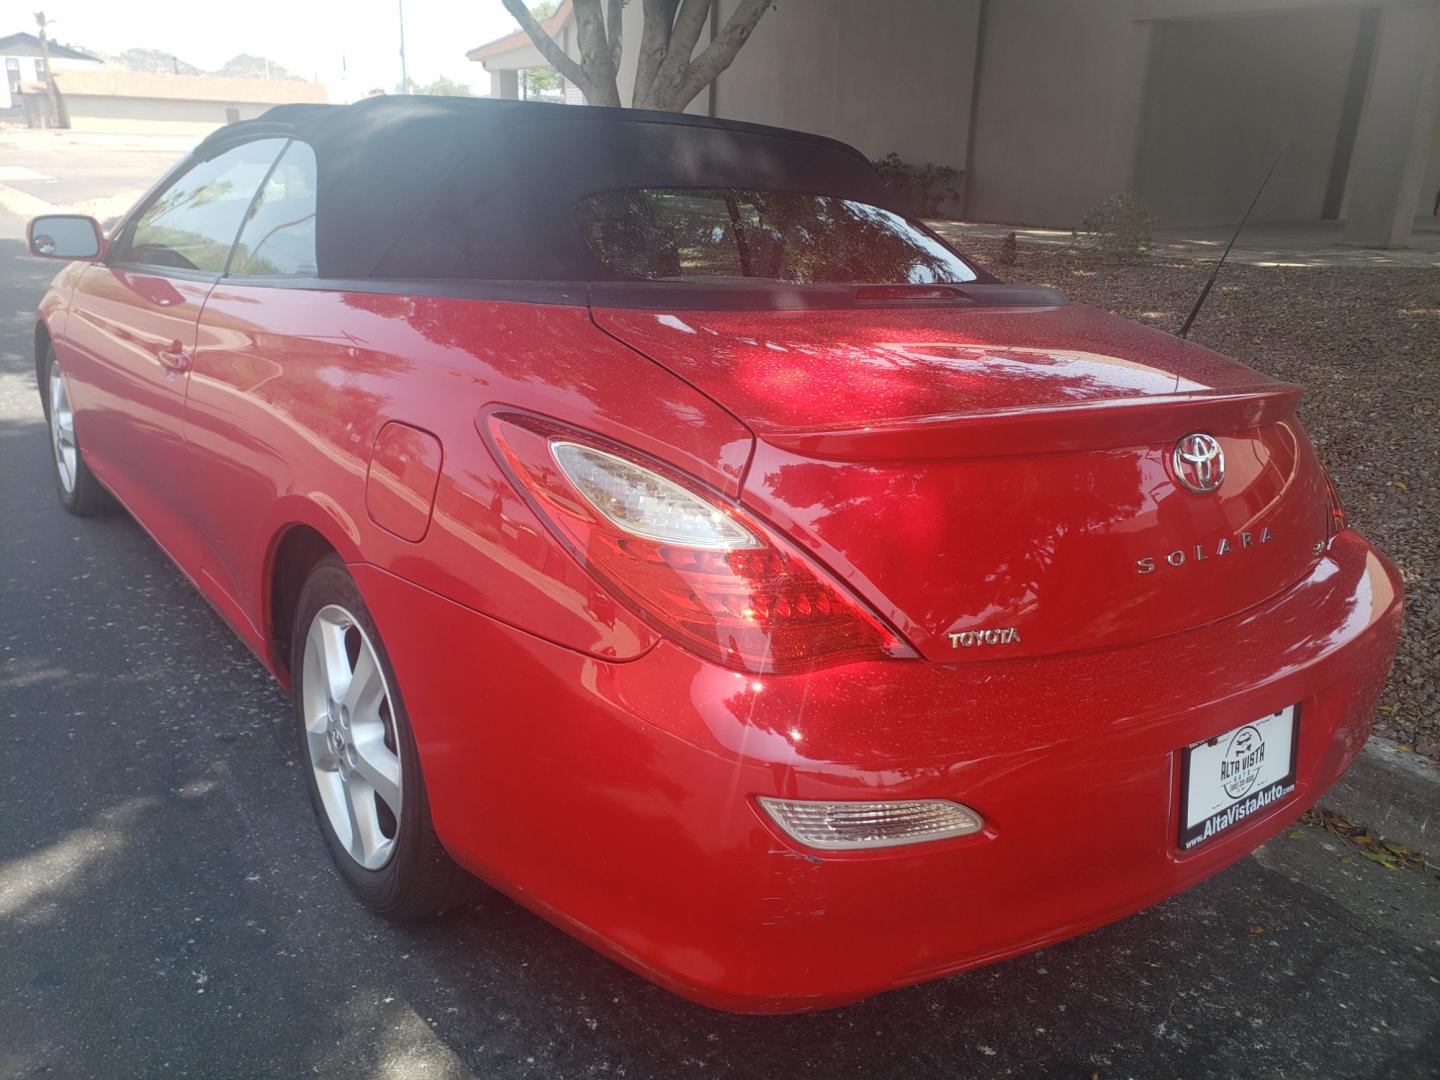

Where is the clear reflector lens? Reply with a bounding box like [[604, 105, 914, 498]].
[[758, 798, 983, 850], [552, 441, 758, 550]]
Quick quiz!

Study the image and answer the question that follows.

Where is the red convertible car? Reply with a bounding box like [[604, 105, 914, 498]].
[[28, 97, 1401, 1012]]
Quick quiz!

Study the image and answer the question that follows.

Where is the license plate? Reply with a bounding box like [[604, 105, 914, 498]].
[[1178, 705, 1299, 851]]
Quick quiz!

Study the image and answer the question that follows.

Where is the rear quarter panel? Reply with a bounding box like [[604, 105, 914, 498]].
[[184, 286, 753, 667]]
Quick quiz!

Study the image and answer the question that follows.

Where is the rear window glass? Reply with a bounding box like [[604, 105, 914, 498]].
[[576, 187, 977, 285]]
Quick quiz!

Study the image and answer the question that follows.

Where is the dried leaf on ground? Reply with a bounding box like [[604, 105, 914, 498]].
[[1302, 808, 1440, 880]]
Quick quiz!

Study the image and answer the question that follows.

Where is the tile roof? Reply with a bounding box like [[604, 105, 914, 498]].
[[467, 0, 574, 62], [0, 32, 100, 62]]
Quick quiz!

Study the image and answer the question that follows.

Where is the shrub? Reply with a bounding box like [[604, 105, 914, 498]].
[[871, 153, 962, 219], [1074, 192, 1155, 263]]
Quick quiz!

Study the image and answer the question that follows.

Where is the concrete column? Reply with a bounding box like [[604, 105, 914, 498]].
[[495, 69, 520, 100], [1342, 2, 1440, 248]]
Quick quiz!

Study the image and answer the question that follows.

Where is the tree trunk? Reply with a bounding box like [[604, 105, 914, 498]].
[[607, 0, 624, 71], [571, 0, 621, 106], [36, 25, 70, 129], [641, 0, 710, 107], [631, 0, 676, 109], [501, 0, 622, 107], [656, 0, 771, 112], [504, 0, 772, 112]]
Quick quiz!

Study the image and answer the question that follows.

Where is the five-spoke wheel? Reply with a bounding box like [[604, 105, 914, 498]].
[[43, 347, 113, 516], [291, 555, 481, 917], [301, 604, 404, 870], [48, 361, 78, 495]]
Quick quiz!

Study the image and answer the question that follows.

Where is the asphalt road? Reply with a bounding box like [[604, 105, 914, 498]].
[[2, 135, 1438, 1080]]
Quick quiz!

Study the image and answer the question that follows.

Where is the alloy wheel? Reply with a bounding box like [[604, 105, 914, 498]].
[[49, 364, 77, 494], [301, 604, 404, 870]]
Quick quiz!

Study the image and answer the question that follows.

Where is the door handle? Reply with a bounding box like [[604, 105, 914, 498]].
[[158, 341, 191, 372]]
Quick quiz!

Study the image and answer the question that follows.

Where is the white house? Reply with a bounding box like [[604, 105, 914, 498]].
[[0, 31, 101, 112]]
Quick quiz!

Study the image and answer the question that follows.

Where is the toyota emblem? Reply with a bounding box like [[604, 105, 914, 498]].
[[1173, 432, 1225, 494]]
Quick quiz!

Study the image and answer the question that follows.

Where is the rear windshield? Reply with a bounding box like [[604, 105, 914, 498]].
[[576, 187, 978, 285]]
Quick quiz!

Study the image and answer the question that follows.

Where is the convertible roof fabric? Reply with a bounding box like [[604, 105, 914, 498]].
[[197, 96, 906, 282]]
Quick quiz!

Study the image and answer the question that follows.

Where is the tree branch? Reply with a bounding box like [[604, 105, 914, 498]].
[[499, 0, 592, 96], [632, 0, 675, 108], [572, 0, 621, 105], [607, 0, 624, 71], [669, 0, 770, 111], [649, 0, 711, 100]]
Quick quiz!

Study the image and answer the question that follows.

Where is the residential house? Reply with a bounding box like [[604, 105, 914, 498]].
[[0, 31, 101, 113]]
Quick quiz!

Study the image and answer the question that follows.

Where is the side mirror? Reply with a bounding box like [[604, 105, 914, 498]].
[[28, 215, 106, 261]]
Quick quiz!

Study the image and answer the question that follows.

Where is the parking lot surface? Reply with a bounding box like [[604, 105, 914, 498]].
[[1, 136, 1437, 1080]]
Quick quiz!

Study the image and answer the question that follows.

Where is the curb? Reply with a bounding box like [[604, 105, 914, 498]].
[[1318, 736, 1439, 857]]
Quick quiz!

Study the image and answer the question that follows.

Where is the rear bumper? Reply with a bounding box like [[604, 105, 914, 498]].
[[353, 529, 1402, 1013]]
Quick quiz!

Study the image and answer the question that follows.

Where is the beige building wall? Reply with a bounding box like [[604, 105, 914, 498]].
[[472, 0, 1439, 242], [61, 95, 282, 136], [712, 0, 978, 175], [964, 0, 1153, 227], [964, 0, 1432, 231], [1341, 1, 1440, 243], [1135, 7, 1363, 226], [1422, 117, 1440, 216], [496, 0, 978, 171]]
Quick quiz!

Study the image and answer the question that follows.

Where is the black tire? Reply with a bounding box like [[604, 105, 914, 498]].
[[290, 555, 483, 919], [43, 347, 114, 516]]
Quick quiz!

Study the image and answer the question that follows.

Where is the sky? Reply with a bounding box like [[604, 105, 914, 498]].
[[30, 0, 526, 101]]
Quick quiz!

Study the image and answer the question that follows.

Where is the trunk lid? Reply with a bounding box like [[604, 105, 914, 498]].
[[593, 301, 1331, 663]]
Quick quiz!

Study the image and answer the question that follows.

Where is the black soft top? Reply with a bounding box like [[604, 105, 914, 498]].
[[196, 96, 908, 283]]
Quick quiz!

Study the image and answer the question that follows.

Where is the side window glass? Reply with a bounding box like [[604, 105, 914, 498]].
[[230, 141, 318, 277], [123, 138, 286, 274]]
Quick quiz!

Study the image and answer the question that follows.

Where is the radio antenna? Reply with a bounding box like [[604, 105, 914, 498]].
[[1177, 150, 1283, 339]]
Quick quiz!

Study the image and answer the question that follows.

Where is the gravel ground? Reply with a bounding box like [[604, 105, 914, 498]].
[[938, 230, 1439, 757]]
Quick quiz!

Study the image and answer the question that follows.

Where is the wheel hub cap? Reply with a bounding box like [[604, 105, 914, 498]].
[[301, 606, 403, 870], [48, 365, 78, 495]]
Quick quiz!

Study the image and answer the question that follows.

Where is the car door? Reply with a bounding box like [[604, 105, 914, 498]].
[[60, 137, 288, 575], [180, 138, 324, 627]]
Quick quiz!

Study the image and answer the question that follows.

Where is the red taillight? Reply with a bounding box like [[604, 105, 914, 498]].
[[485, 414, 910, 674], [1324, 469, 1348, 537]]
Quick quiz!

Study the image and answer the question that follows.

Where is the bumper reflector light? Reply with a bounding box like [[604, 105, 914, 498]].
[[758, 797, 983, 850]]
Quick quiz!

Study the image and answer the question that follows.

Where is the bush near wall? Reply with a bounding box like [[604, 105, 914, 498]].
[[1073, 192, 1156, 264], [871, 153, 962, 219]]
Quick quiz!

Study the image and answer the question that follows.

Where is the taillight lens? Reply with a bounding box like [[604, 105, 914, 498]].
[[551, 442, 757, 549], [1323, 469, 1348, 537], [487, 414, 910, 674]]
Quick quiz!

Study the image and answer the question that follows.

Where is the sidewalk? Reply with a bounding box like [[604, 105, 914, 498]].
[[0, 128, 183, 229], [933, 216, 1440, 269], [0, 125, 202, 153]]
